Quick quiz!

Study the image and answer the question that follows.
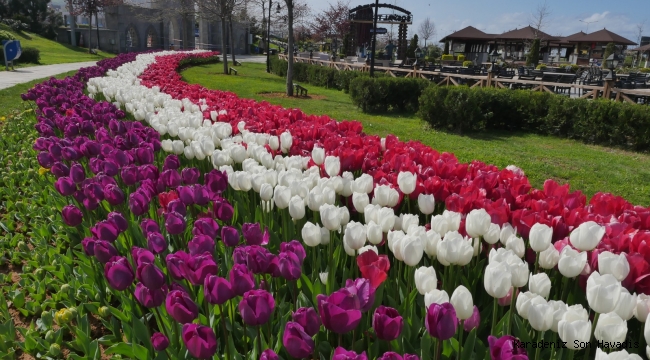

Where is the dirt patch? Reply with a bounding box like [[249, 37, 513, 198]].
[[258, 92, 326, 100]]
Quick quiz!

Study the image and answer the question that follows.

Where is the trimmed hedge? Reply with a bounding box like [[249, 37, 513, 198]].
[[349, 77, 432, 113], [20, 47, 40, 64], [417, 86, 650, 151], [178, 55, 220, 71], [269, 56, 380, 93]]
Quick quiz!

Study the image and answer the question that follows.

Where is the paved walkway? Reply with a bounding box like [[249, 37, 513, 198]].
[[221, 54, 268, 64], [0, 61, 97, 90]]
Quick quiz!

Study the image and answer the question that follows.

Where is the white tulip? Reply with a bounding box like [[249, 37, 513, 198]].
[[594, 349, 642, 360], [358, 245, 378, 255], [397, 172, 416, 195], [319, 272, 328, 284], [558, 317, 592, 350], [450, 285, 474, 320], [273, 185, 291, 209], [442, 210, 461, 232], [549, 300, 568, 333], [539, 245, 560, 269], [569, 221, 605, 251], [506, 256, 530, 288], [414, 266, 438, 295], [302, 221, 321, 247], [352, 173, 374, 194], [269, 136, 279, 150], [529, 273, 552, 299], [465, 208, 491, 238], [260, 183, 273, 201], [364, 204, 379, 224], [614, 288, 637, 321], [558, 247, 588, 278], [529, 223, 553, 252], [598, 251, 630, 282], [594, 312, 627, 344], [516, 291, 542, 320], [484, 223, 501, 245], [437, 232, 473, 266], [500, 223, 515, 246], [288, 195, 305, 220], [423, 230, 441, 257], [280, 131, 292, 152], [324, 156, 340, 177], [230, 144, 248, 163], [528, 299, 554, 332], [505, 234, 525, 258], [400, 214, 419, 234], [430, 215, 449, 236], [366, 221, 383, 245], [172, 140, 185, 154], [635, 294, 650, 322], [340, 172, 354, 197], [424, 289, 449, 308], [587, 271, 622, 314], [320, 227, 330, 245], [484, 261, 512, 298], [417, 194, 435, 215], [344, 221, 367, 250], [343, 236, 356, 256], [400, 235, 424, 266], [320, 204, 342, 231], [161, 139, 173, 152], [376, 207, 395, 233], [352, 192, 370, 214]]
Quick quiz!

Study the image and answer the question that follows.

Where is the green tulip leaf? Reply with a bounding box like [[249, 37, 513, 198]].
[[461, 328, 477, 360], [105, 343, 135, 358]]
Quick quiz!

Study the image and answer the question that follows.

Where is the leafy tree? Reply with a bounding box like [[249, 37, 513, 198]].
[[602, 42, 616, 67], [526, 38, 540, 66], [406, 34, 418, 58], [443, 40, 449, 55], [7, 0, 49, 34], [309, 0, 349, 45], [427, 44, 442, 59]]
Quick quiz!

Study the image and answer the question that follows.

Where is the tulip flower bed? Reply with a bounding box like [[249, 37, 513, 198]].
[[17, 49, 650, 360]]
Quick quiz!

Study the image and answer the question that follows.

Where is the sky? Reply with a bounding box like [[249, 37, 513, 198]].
[[301, 0, 650, 45]]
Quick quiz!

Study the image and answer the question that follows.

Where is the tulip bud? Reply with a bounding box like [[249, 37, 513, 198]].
[[352, 192, 370, 214], [442, 210, 461, 232], [320, 204, 342, 231], [499, 223, 515, 246], [465, 208, 491, 238], [312, 146, 325, 165], [260, 183, 273, 201], [635, 294, 650, 322], [344, 221, 367, 250], [505, 234, 525, 258], [324, 156, 340, 177], [269, 136, 280, 150], [529, 223, 553, 252], [397, 172, 416, 195], [319, 272, 328, 284], [424, 289, 449, 308], [594, 312, 627, 344], [527, 299, 553, 332], [528, 273, 552, 299], [414, 266, 438, 295], [450, 285, 474, 320], [49, 344, 61, 356], [302, 221, 321, 247], [484, 262, 512, 299], [98, 306, 111, 318], [598, 251, 630, 282], [273, 185, 291, 209], [483, 223, 501, 245], [373, 306, 403, 341], [539, 245, 560, 269], [425, 302, 457, 340], [417, 194, 435, 215], [464, 306, 480, 332], [569, 221, 605, 251], [558, 247, 587, 278], [352, 173, 374, 194], [587, 271, 622, 314], [288, 195, 305, 220], [614, 288, 636, 321], [366, 221, 382, 245]]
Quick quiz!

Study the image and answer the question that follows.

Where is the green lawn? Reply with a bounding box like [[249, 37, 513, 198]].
[[181, 62, 650, 206], [2, 29, 113, 70], [0, 71, 77, 117]]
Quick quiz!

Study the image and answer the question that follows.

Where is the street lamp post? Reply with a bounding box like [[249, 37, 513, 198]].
[[369, 0, 379, 77], [266, 0, 272, 73]]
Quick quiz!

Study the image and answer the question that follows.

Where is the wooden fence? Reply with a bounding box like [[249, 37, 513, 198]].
[[278, 54, 649, 104]]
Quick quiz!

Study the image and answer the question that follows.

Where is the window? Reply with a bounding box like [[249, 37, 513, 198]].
[[126, 27, 138, 49], [147, 28, 156, 48]]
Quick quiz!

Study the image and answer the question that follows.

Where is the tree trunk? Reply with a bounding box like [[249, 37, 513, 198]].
[[220, 17, 229, 74], [88, 14, 92, 53], [182, 17, 187, 50], [68, 0, 76, 46], [229, 15, 236, 65], [95, 12, 100, 51], [285, 1, 294, 96]]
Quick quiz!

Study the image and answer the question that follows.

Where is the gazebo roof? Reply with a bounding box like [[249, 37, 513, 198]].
[[439, 26, 495, 42], [495, 26, 559, 41], [571, 28, 636, 45], [631, 44, 650, 52], [562, 31, 587, 42]]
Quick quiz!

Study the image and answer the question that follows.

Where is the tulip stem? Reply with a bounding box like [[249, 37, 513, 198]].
[[583, 312, 599, 360], [220, 305, 230, 360], [338, 333, 342, 348], [457, 324, 464, 360], [243, 322, 248, 355], [507, 286, 516, 335], [534, 330, 544, 360], [491, 298, 498, 336], [257, 326, 262, 358], [435, 338, 442, 360]]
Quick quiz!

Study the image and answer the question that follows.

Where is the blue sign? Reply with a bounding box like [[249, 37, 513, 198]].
[[3, 40, 22, 62]]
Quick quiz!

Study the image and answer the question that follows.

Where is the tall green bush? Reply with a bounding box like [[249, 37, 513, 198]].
[[526, 38, 540, 66], [417, 85, 650, 151], [349, 77, 431, 113], [602, 42, 616, 65]]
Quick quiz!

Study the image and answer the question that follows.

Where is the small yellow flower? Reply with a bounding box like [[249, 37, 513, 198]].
[[38, 167, 50, 175], [0, 116, 5, 121]]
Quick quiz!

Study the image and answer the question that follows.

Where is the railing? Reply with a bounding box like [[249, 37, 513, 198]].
[[278, 54, 649, 104]]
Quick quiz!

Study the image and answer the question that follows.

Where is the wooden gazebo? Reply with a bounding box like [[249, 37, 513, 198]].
[[567, 28, 636, 65]]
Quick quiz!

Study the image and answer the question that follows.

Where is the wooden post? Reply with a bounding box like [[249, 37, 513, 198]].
[[486, 71, 493, 87], [603, 80, 614, 100]]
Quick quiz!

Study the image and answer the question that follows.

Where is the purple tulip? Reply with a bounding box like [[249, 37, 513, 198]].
[[134, 283, 165, 308], [82, 237, 96, 256], [247, 245, 275, 274], [204, 275, 235, 305], [213, 198, 234, 222], [377, 353, 403, 360], [266, 255, 282, 278], [232, 247, 247, 266], [163, 155, 180, 171], [181, 168, 200, 185], [165, 211, 186, 235], [55, 177, 76, 196], [182, 324, 218, 359], [136, 262, 166, 290], [141, 219, 161, 237], [229, 264, 255, 296], [129, 192, 149, 216], [488, 335, 528, 360], [151, 332, 169, 352], [166, 251, 189, 280], [83, 182, 104, 201], [464, 305, 480, 332], [80, 140, 101, 158], [220, 226, 240, 247], [61, 147, 80, 161], [373, 306, 403, 341], [139, 164, 159, 182], [239, 289, 275, 326], [193, 185, 210, 206], [37, 151, 54, 168], [192, 218, 220, 239], [61, 205, 83, 226], [317, 289, 362, 334], [107, 212, 128, 233], [103, 184, 125, 206], [136, 147, 154, 165], [280, 240, 306, 265], [188, 235, 215, 256], [94, 240, 119, 264], [260, 349, 279, 360], [131, 247, 155, 266], [425, 302, 457, 341], [283, 322, 315, 358], [180, 253, 218, 285], [403, 355, 419, 360], [161, 169, 181, 189], [178, 186, 195, 206], [204, 169, 228, 196], [167, 199, 187, 217], [89, 158, 104, 175], [147, 232, 167, 254], [332, 347, 368, 360], [121, 165, 139, 186], [104, 256, 134, 291], [242, 223, 269, 246], [292, 307, 321, 337], [102, 159, 119, 177], [165, 290, 199, 324], [51, 162, 70, 178], [345, 278, 376, 312], [278, 251, 302, 281]]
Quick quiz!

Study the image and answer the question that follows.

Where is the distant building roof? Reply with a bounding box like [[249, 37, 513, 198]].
[[439, 26, 495, 42], [495, 26, 559, 41], [571, 28, 636, 45], [631, 44, 650, 52]]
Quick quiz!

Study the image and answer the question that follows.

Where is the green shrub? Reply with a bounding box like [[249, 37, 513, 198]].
[[441, 54, 454, 61], [417, 86, 650, 150], [0, 30, 15, 42], [18, 47, 40, 64], [526, 38, 540, 66], [536, 64, 547, 70], [462, 61, 474, 67], [457, 54, 465, 62], [640, 68, 650, 73], [349, 77, 432, 113], [178, 55, 220, 70]]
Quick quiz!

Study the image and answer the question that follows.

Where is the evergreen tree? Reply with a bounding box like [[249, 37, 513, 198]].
[[602, 42, 617, 67], [443, 41, 449, 55], [526, 38, 540, 66], [406, 34, 418, 58]]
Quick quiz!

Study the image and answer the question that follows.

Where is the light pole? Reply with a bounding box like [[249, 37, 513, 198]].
[[369, 0, 379, 77], [266, 0, 272, 73], [579, 19, 599, 33]]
